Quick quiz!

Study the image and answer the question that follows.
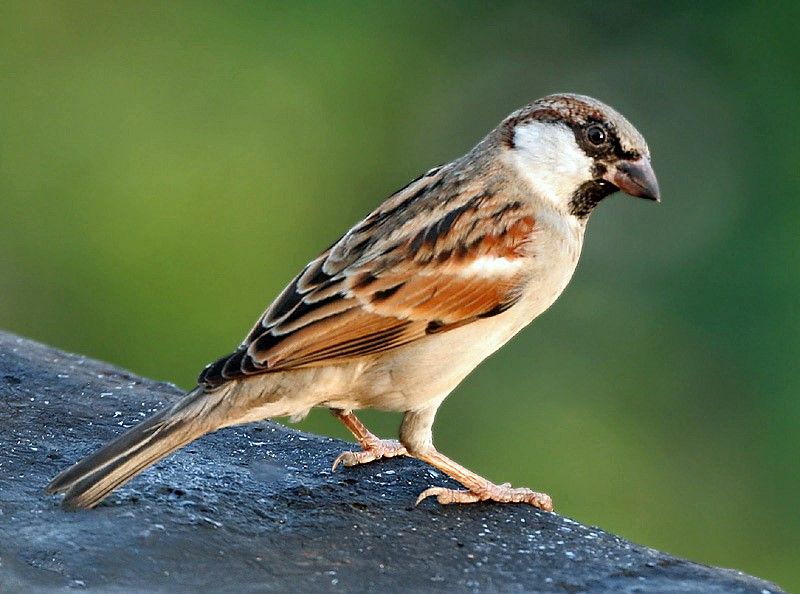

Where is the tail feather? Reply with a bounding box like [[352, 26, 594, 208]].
[[47, 388, 218, 509]]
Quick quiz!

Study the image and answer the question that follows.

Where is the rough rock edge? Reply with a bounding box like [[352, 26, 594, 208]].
[[0, 331, 785, 593]]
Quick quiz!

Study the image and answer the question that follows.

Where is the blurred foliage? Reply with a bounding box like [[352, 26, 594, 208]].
[[1, 1, 798, 589]]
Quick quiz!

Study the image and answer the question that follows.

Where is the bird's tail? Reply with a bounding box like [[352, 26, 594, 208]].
[[46, 386, 223, 509]]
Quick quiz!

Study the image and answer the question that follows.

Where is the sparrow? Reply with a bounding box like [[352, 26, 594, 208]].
[[47, 93, 659, 511]]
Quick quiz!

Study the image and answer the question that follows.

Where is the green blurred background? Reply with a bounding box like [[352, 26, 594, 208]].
[[1, 1, 797, 589]]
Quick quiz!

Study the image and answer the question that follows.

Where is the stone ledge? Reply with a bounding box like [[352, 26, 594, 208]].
[[0, 331, 785, 593]]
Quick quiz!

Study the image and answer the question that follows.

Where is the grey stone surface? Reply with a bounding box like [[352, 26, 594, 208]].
[[0, 331, 785, 593]]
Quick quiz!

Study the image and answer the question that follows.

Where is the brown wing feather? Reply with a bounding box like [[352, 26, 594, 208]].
[[198, 164, 535, 389]]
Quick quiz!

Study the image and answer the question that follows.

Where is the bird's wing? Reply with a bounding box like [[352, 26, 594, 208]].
[[199, 165, 535, 388]]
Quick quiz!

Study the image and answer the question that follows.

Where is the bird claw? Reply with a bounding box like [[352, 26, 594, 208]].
[[415, 484, 553, 511], [416, 487, 481, 505], [332, 440, 407, 471]]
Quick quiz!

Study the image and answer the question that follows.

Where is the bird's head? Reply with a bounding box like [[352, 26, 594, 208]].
[[500, 93, 659, 218]]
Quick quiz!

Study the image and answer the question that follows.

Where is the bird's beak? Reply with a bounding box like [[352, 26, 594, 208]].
[[604, 158, 660, 202]]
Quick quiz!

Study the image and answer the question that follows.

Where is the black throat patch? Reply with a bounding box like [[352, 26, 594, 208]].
[[569, 180, 617, 219]]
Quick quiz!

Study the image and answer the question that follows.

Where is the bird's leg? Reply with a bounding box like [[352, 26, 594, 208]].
[[399, 406, 553, 511], [412, 449, 553, 511], [331, 409, 407, 470]]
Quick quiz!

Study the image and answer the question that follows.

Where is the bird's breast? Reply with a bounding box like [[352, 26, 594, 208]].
[[518, 210, 585, 316], [345, 213, 585, 412]]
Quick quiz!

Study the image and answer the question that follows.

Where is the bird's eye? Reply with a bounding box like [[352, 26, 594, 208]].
[[586, 125, 607, 146]]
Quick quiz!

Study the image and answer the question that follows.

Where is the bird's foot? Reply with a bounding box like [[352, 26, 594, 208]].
[[332, 439, 407, 471], [415, 482, 553, 511]]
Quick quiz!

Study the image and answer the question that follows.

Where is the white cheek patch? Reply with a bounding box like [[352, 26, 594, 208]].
[[507, 121, 594, 209], [459, 256, 524, 277]]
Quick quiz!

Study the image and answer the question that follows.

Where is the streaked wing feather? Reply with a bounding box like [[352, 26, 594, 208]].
[[198, 164, 535, 389]]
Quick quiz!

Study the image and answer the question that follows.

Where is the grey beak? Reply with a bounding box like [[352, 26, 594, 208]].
[[607, 158, 660, 202]]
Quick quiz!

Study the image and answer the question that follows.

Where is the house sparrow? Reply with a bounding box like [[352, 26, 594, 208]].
[[47, 93, 659, 511]]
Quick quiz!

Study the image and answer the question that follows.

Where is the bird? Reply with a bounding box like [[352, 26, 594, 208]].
[[47, 93, 659, 511]]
